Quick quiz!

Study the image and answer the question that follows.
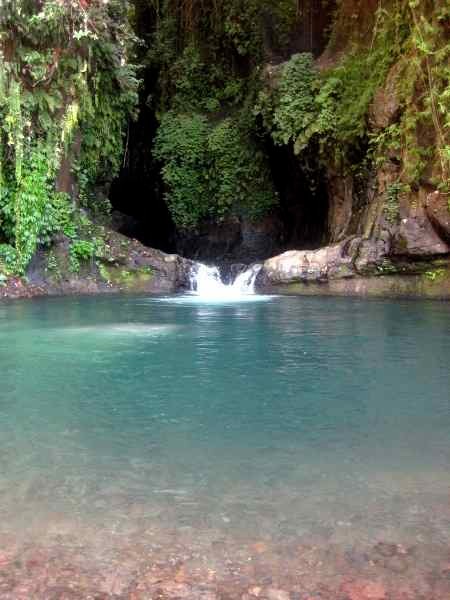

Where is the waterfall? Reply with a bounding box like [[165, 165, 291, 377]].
[[189, 263, 262, 299]]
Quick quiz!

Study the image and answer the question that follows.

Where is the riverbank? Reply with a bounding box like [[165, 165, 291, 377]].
[[259, 271, 450, 300], [0, 226, 193, 301], [256, 237, 450, 300], [1, 227, 450, 301], [3, 267, 450, 302]]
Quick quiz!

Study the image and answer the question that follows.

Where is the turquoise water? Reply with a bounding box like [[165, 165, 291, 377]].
[[0, 294, 449, 588]]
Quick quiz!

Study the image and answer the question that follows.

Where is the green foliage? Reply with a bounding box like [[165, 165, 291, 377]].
[[0, 141, 75, 272], [0, 243, 18, 275], [69, 240, 95, 273], [256, 7, 401, 162], [207, 118, 276, 220], [255, 53, 335, 155], [154, 112, 276, 229], [349, 1, 449, 190], [384, 181, 407, 225], [14, 144, 57, 271], [166, 44, 247, 114], [144, 0, 301, 115], [154, 113, 209, 229], [399, 2, 450, 188], [424, 268, 446, 282], [0, 0, 138, 273], [255, 1, 449, 195]]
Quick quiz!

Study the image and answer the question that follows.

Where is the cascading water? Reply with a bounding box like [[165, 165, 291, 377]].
[[189, 263, 262, 300]]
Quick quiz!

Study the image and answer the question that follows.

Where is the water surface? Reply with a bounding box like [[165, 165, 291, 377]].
[[0, 294, 449, 597]]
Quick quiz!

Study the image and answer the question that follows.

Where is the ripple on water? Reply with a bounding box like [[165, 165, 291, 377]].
[[152, 293, 277, 305], [57, 323, 179, 336]]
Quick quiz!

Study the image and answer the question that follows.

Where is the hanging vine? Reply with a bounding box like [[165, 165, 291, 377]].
[[0, 0, 138, 273]]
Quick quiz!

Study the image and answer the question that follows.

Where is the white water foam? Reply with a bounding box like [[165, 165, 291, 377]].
[[52, 324, 178, 337], [186, 263, 269, 303]]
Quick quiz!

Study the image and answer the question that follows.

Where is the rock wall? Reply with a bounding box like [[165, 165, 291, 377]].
[[1, 226, 194, 300], [256, 0, 450, 298]]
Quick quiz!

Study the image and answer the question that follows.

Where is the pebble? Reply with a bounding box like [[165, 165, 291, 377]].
[[342, 580, 387, 600], [266, 588, 291, 600], [248, 586, 262, 597]]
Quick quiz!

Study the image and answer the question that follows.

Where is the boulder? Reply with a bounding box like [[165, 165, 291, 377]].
[[354, 235, 390, 273], [175, 215, 283, 263], [260, 238, 358, 284], [24, 227, 195, 298], [258, 234, 405, 287], [391, 215, 450, 256], [425, 190, 450, 243]]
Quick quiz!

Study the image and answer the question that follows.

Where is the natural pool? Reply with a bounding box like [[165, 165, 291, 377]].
[[0, 293, 449, 599]]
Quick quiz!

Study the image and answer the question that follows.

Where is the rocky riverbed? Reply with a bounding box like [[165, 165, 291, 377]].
[[0, 529, 449, 599]]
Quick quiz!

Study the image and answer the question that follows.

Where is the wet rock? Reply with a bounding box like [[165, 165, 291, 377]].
[[391, 215, 450, 256], [3, 226, 197, 300], [258, 235, 395, 286], [354, 236, 390, 274], [441, 562, 450, 578], [157, 581, 193, 597], [176, 215, 283, 264], [252, 542, 269, 555], [265, 588, 291, 600], [259, 239, 356, 284], [0, 573, 16, 595], [425, 190, 450, 243], [386, 555, 409, 574], [327, 171, 354, 242], [373, 542, 399, 558], [0, 552, 14, 568], [369, 62, 402, 130]]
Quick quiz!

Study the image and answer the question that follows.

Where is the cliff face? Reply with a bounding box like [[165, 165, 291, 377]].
[[255, 0, 450, 296]]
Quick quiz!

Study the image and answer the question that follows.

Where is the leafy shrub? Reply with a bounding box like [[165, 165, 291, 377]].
[[69, 239, 95, 272], [256, 54, 318, 150], [70, 240, 95, 261], [0, 244, 18, 275], [0, 0, 138, 271], [255, 39, 397, 161], [154, 112, 276, 229]]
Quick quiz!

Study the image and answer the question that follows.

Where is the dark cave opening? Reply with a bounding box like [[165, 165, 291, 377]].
[[267, 141, 330, 253], [108, 0, 334, 264], [109, 70, 177, 255], [110, 130, 330, 264]]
